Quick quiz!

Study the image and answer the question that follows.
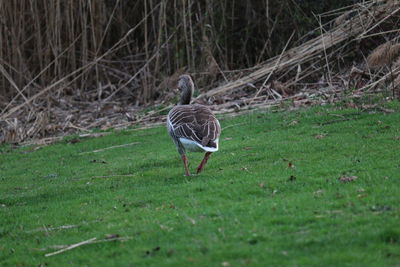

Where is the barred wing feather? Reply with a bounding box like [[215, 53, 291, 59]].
[[168, 104, 220, 149]]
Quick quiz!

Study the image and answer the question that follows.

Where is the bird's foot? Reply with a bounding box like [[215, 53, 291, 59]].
[[196, 167, 203, 174]]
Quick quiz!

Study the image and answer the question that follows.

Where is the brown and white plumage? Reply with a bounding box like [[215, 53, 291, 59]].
[[167, 75, 221, 176]]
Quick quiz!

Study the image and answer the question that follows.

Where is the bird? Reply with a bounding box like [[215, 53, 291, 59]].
[[167, 74, 221, 176]]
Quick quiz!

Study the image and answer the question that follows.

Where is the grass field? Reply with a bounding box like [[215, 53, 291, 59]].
[[1, 102, 400, 266]]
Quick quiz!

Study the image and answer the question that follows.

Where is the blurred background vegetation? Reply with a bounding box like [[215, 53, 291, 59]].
[[0, 0, 355, 105]]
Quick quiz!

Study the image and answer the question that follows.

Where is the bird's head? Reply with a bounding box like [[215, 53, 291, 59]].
[[177, 74, 194, 105]]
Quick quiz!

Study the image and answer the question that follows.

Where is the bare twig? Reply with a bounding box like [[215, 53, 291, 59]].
[[91, 174, 136, 179], [103, 26, 179, 102], [249, 31, 295, 105], [45, 237, 97, 257], [78, 142, 140, 155], [42, 236, 132, 253], [195, 0, 397, 100], [358, 6, 400, 39], [27, 224, 79, 233]]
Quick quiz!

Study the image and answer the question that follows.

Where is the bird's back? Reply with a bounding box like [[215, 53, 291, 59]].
[[167, 104, 220, 149]]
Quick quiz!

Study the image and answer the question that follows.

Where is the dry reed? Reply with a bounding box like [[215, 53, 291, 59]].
[[1, 0, 399, 144], [367, 42, 400, 69], [0, 0, 353, 108]]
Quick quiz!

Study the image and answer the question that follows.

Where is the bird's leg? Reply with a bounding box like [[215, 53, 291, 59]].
[[196, 152, 212, 174], [181, 154, 191, 176]]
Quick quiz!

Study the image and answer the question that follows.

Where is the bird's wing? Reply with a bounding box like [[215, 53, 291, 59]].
[[168, 105, 220, 147]]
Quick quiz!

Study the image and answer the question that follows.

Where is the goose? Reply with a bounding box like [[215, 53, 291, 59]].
[[167, 74, 221, 176]]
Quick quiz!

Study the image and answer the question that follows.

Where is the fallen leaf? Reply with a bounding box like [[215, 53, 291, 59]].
[[186, 217, 196, 225], [222, 262, 230, 267], [68, 138, 80, 144], [345, 102, 357, 108], [361, 104, 376, 109], [289, 120, 299, 126], [105, 234, 120, 239], [314, 134, 326, 139], [90, 159, 107, 164], [259, 183, 265, 188], [243, 147, 252, 150], [224, 137, 233, 141], [379, 108, 395, 113], [339, 176, 358, 183], [145, 246, 161, 257], [313, 189, 324, 196], [288, 162, 295, 168], [370, 205, 391, 212], [159, 224, 173, 231]]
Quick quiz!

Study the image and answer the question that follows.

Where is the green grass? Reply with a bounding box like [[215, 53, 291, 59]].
[[1, 102, 400, 266]]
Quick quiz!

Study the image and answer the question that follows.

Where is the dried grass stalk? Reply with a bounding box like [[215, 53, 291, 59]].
[[367, 42, 400, 69], [197, 0, 400, 99]]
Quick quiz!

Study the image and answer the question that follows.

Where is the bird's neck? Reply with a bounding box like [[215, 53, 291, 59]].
[[179, 86, 193, 105]]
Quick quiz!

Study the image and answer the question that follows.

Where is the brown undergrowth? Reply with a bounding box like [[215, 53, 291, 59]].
[[1, 0, 400, 145]]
